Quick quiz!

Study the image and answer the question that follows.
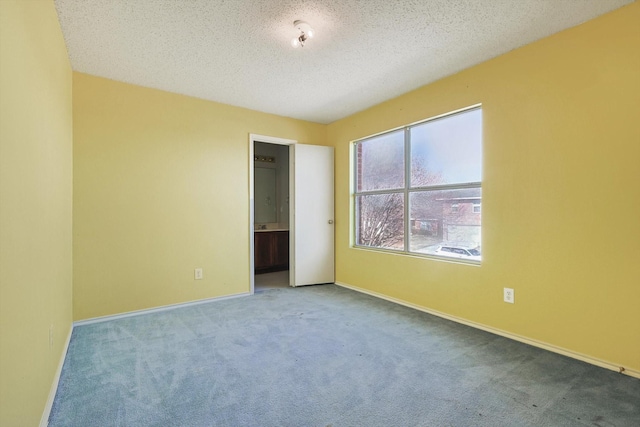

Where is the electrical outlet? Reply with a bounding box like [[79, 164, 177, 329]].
[[49, 324, 54, 349], [194, 268, 203, 280], [504, 288, 515, 304]]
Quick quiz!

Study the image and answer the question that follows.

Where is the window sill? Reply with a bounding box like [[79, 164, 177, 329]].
[[351, 245, 482, 266]]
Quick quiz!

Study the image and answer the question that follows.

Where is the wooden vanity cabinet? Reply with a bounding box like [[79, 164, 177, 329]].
[[254, 231, 289, 273]]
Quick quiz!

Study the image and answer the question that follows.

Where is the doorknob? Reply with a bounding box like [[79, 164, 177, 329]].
[[328, 220, 334, 224]]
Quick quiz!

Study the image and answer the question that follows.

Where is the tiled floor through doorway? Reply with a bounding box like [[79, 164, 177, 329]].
[[254, 270, 289, 292]]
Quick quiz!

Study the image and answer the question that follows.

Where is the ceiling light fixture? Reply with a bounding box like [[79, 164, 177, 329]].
[[291, 20, 314, 48]]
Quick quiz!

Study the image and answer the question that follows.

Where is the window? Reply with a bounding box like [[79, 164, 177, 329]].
[[353, 106, 482, 262]]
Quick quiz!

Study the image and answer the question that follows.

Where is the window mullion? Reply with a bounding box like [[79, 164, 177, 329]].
[[409, 182, 482, 192], [404, 127, 411, 253], [352, 142, 358, 246], [354, 188, 405, 197]]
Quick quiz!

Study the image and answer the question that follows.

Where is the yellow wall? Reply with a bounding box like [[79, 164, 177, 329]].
[[72, 73, 326, 320], [328, 2, 640, 373], [0, 0, 73, 425], [1, 4, 637, 425]]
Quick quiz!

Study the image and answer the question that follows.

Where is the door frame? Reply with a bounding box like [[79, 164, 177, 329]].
[[249, 134, 296, 295]]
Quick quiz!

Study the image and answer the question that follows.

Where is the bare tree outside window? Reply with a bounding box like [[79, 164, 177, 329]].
[[357, 193, 404, 249]]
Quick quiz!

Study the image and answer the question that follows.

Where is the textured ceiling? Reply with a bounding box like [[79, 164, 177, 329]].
[[54, 0, 633, 124]]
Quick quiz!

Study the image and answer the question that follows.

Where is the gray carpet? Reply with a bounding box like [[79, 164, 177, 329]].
[[49, 285, 639, 426]]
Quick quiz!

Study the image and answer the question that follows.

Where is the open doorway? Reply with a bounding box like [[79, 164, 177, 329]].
[[249, 134, 297, 294], [249, 133, 335, 294], [253, 140, 290, 292]]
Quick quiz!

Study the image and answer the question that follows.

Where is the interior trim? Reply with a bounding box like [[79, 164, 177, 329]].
[[40, 325, 74, 427], [335, 281, 639, 379], [248, 133, 297, 295], [74, 292, 250, 326]]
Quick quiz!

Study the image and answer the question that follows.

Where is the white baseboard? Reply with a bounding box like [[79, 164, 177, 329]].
[[74, 292, 250, 326], [335, 281, 639, 379], [40, 324, 74, 427], [39, 283, 636, 427], [39, 292, 251, 425]]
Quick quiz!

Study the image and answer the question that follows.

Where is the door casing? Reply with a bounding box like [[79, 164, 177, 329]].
[[249, 134, 296, 294]]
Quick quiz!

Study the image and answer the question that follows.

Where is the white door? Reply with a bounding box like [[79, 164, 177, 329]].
[[291, 144, 334, 287]]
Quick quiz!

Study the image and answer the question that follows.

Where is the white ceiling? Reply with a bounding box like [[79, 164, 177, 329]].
[[54, 0, 633, 124]]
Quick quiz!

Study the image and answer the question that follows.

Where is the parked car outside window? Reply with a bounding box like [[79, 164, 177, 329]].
[[434, 246, 481, 261]]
